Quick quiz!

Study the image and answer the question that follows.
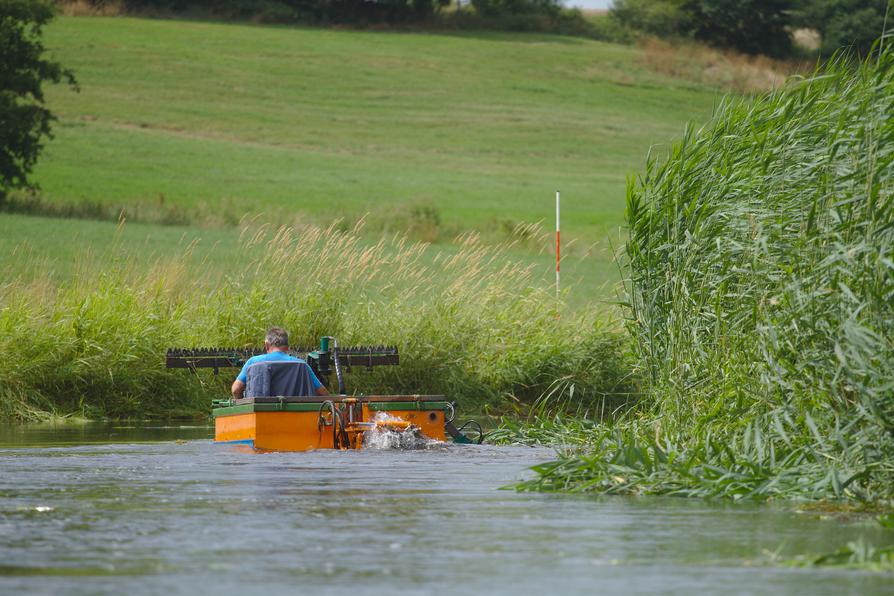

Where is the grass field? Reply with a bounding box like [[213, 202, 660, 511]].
[[36, 18, 716, 236], [9, 17, 719, 294]]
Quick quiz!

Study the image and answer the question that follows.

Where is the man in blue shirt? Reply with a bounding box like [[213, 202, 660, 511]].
[[230, 327, 329, 399]]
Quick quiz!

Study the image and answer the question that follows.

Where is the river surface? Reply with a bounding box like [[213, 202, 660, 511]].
[[0, 423, 890, 595]]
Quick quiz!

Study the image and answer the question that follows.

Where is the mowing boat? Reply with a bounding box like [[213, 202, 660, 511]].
[[166, 336, 482, 451]]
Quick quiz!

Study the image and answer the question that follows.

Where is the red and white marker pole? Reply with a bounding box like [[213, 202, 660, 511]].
[[555, 190, 560, 301]]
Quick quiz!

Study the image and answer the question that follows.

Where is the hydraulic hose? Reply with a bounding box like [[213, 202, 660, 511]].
[[318, 400, 339, 448], [334, 405, 350, 449], [317, 399, 352, 449], [331, 337, 346, 395], [456, 420, 484, 445]]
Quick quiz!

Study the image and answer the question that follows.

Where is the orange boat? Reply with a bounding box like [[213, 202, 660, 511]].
[[212, 395, 452, 451], [167, 338, 481, 451]]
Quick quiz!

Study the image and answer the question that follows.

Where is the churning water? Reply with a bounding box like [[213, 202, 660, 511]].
[[0, 424, 890, 595]]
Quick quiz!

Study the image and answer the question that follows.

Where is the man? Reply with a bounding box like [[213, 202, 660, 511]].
[[231, 327, 329, 399]]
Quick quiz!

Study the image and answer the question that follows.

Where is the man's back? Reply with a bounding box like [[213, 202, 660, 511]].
[[230, 327, 329, 399], [245, 360, 318, 398]]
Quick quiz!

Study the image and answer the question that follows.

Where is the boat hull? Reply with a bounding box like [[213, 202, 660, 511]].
[[213, 396, 449, 451]]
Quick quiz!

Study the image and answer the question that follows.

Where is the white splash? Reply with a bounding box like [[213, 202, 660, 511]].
[[362, 412, 435, 450]]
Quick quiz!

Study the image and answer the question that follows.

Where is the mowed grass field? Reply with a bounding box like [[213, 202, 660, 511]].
[[5, 16, 720, 304]]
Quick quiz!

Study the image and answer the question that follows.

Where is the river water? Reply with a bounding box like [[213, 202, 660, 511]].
[[0, 424, 890, 595]]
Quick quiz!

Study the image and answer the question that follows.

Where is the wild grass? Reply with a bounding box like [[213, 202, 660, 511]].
[[2, 15, 725, 313], [514, 410, 894, 502], [0, 219, 634, 420], [505, 44, 894, 507]]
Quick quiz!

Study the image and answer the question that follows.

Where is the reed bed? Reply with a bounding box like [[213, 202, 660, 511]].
[[0, 220, 633, 420], [510, 46, 894, 505]]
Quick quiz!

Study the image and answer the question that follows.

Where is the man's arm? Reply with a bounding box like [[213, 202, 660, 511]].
[[232, 359, 253, 399], [315, 385, 329, 396]]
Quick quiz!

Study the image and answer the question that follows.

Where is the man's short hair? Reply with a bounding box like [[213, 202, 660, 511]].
[[265, 327, 289, 347]]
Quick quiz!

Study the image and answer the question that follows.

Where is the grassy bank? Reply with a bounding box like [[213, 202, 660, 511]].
[[0, 219, 634, 421], [506, 47, 894, 507]]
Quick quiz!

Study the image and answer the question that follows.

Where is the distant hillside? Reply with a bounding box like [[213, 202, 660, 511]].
[[34, 16, 717, 244]]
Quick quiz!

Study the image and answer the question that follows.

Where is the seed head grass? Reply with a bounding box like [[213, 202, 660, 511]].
[[0, 220, 634, 420]]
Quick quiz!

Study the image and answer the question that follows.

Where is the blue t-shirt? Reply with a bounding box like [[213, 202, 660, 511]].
[[236, 351, 322, 389]]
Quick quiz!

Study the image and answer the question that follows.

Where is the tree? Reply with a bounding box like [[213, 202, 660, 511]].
[[611, 0, 795, 57], [0, 0, 76, 203], [684, 0, 794, 57], [796, 0, 892, 57], [610, 0, 691, 38], [470, 0, 561, 17]]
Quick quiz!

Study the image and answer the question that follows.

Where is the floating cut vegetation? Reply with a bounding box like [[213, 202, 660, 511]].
[[518, 46, 894, 503], [0, 221, 633, 420]]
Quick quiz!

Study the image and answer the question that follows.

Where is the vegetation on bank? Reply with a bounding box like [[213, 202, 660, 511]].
[[0, 220, 635, 420], [504, 45, 894, 509]]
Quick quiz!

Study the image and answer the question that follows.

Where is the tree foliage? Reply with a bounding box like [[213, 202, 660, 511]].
[[612, 0, 794, 56], [612, 0, 894, 58], [685, 0, 793, 57], [610, 0, 689, 37], [470, 0, 560, 18], [796, 0, 892, 57], [0, 0, 76, 202]]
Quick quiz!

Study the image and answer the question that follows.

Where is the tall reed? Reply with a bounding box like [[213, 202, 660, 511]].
[[515, 45, 894, 504]]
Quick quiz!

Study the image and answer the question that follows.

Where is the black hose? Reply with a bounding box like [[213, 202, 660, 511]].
[[331, 338, 346, 395], [317, 399, 353, 449], [456, 420, 484, 445], [334, 405, 350, 449]]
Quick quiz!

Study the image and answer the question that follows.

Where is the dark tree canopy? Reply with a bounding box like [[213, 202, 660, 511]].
[[611, 0, 894, 58], [796, 0, 891, 57], [610, 0, 690, 37], [471, 0, 561, 17], [0, 0, 76, 201], [612, 0, 795, 57], [684, 0, 794, 57]]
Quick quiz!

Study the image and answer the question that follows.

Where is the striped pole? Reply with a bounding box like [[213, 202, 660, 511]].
[[555, 190, 560, 301]]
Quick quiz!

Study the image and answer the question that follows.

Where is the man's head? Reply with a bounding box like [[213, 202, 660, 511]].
[[264, 327, 289, 352]]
